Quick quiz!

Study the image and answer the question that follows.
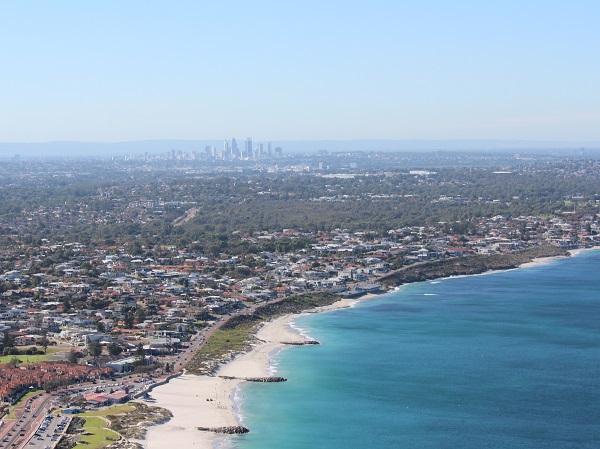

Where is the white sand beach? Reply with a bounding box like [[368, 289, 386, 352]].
[[143, 248, 600, 448], [144, 374, 240, 449], [518, 255, 568, 268], [143, 298, 354, 449], [520, 246, 600, 269], [568, 246, 600, 257]]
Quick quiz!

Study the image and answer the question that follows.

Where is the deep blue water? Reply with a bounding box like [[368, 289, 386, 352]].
[[234, 251, 600, 449]]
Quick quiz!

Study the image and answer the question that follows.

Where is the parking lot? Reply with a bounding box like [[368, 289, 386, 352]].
[[26, 415, 71, 449]]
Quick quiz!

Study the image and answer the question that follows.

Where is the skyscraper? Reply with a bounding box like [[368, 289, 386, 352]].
[[231, 138, 239, 159], [244, 138, 253, 159], [223, 140, 231, 160]]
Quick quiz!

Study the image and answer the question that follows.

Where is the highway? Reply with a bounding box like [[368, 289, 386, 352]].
[[0, 393, 53, 449]]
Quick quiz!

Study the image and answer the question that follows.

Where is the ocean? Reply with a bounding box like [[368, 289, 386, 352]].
[[233, 251, 600, 449]]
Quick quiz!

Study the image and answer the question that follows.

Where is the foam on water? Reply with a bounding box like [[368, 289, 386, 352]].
[[287, 320, 313, 341]]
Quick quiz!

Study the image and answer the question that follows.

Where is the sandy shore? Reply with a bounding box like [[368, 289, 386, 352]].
[[518, 255, 568, 268], [143, 298, 354, 449], [144, 247, 600, 448], [520, 246, 600, 269], [144, 374, 240, 449], [568, 246, 600, 257]]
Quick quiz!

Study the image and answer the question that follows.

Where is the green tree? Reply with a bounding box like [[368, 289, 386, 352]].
[[134, 307, 146, 324], [87, 340, 102, 357], [108, 342, 123, 356], [40, 335, 50, 354], [134, 343, 145, 366], [7, 356, 20, 368], [124, 312, 135, 329], [67, 350, 80, 363]]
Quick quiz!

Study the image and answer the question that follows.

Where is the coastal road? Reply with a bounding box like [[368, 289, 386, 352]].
[[173, 316, 228, 372], [172, 297, 287, 372], [0, 394, 53, 449]]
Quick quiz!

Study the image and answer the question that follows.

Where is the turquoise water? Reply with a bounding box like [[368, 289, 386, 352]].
[[234, 251, 600, 449]]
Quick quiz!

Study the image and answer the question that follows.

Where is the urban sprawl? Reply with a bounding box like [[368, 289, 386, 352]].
[[1, 149, 600, 448]]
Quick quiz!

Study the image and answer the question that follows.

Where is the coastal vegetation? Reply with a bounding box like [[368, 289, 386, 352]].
[[188, 321, 259, 375], [105, 402, 172, 440], [187, 292, 338, 375], [61, 403, 171, 449], [380, 245, 568, 286]]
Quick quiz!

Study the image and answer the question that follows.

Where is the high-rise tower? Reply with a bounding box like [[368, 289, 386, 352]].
[[244, 138, 253, 159], [223, 140, 231, 160], [231, 138, 239, 159]]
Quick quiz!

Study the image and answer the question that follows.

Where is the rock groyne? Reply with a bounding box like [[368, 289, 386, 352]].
[[198, 426, 250, 434], [281, 340, 319, 346], [219, 375, 287, 382]]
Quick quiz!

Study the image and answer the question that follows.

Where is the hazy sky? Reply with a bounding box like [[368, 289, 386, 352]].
[[1, 1, 599, 142]]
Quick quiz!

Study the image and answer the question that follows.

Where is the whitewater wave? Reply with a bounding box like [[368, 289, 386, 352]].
[[288, 320, 314, 341]]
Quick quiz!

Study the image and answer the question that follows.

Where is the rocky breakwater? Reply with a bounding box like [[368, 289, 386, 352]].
[[198, 425, 250, 434], [281, 339, 319, 346], [219, 375, 287, 382]]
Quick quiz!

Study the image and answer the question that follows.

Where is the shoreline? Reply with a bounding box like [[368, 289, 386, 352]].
[[520, 246, 600, 268], [142, 246, 600, 449], [143, 298, 355, 449]]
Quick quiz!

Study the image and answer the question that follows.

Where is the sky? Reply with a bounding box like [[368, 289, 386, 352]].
[[1, 1, 600, 142]]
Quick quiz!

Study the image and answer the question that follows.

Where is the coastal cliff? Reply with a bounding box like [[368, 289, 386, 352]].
[[379, 245, 569, 287]]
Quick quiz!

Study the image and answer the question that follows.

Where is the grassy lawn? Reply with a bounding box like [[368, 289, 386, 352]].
[[0, 347, 63, 364], [73, 404, 136, 449], [0, 353, 53, 364], [74, 416, 120, 449]]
